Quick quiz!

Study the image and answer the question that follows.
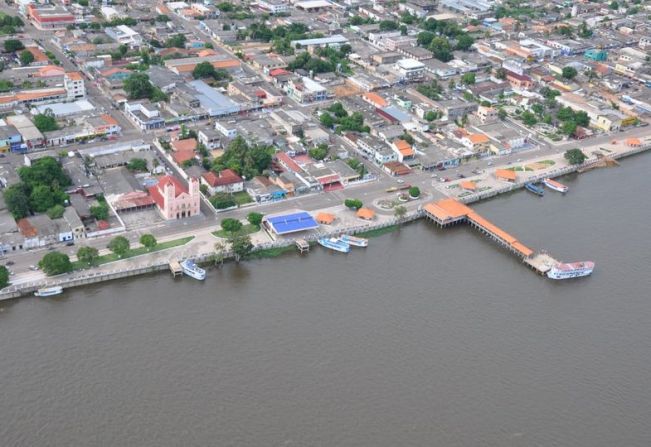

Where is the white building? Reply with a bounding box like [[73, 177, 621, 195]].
[[105, 25, 142, 47], [258, 0, 290, 13], [64, 72, 85, 100], [395, 59, 425, 81]]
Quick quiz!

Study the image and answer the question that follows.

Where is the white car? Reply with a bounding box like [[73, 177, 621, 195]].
[[397, 179, 405, 184]]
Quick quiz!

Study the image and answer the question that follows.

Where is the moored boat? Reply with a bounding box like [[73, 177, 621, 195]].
[[339, 234, 368, 247], [34, 286, 63, 297], [181, 259, 206, 280], [547, 261, 595, 280], [525, 182, 544, 196], [318, 237, 350, 253], [543, 178, 569, 193]]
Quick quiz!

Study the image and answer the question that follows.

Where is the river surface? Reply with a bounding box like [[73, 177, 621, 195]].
[[2, 154, 651, 447]]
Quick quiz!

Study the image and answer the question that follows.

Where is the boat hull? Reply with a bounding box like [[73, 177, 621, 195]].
[[318, 238, 350, 253], [543, 178, 568, 193], [547, 262, 594, 280], [525, 182, 544, 196], [34, 286, 63, 297], [340, 235, 368, 247], [181, 260, 206, 280]]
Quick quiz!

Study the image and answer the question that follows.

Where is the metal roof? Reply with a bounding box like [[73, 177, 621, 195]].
[[265, 211, 318, 235]]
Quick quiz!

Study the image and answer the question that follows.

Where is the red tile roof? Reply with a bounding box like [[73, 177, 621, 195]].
[[148, 175, 189, 209], [17, 218, 38, 237], [202, 169, 242, 187]]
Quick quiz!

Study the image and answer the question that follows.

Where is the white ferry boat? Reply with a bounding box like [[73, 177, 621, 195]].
[[318, 237, 350, 253], [34, 286, 63, 297], [543, 178, 569, 193], [547, 261, 595, 280], [339, 234, 369, 247], [181, 259, 206, 280]]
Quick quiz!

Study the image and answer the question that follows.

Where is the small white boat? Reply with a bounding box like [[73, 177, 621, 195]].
[[543, 178, 569, 193], [181, 259, 206, 280], [34, 286, 63, 297], [318, 237, 350, 253], [339, 234, 368, 247]]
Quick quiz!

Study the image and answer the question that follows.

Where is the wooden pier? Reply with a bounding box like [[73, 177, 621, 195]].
[[295, 239, 310, 253], [423, 198, 559, 275], [169, 260, 183, 277]]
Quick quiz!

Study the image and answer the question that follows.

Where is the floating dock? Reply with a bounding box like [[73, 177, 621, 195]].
[[169, 260, 183, 277], [295, 239, 310, 253], [423, 198, 557, 275]]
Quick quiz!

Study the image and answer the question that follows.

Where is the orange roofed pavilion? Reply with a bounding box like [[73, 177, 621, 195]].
[[356, 208, 375, 220], [316, 212, 335, 224], [495, 169, 517, 182]]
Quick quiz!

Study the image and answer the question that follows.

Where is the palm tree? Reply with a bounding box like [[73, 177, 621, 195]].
[[214, 241, 226, 267], [394, 205, 407, 222]]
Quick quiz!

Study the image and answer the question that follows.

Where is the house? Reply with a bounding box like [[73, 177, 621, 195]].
[[17, 215, 73, 249], [395, 59, 426, 81], [197, 128, 221, 150], [476, 105, 498, 124], [391, 139, 415, 162], [246, 176, 286, 203], [461, 133, 490, 152], [286, 77, 328, 103], [27, 4, 76, 30], [201, 169, 244, 195], [383, 161, 411, 176], [64, 72, 86, 100], [148, 175, 201, 220]]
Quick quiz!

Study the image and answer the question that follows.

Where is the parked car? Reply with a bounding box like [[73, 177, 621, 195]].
[[5, 261, 15, 266]]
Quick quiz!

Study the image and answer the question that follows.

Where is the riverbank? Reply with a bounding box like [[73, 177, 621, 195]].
[[2, 139, 650, 301]]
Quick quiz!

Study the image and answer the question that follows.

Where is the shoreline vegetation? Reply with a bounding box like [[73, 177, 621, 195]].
[[72, 236, 194, 270]]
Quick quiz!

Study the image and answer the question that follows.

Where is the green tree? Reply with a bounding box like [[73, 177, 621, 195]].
[[39, 251, 72, 276], [429, 37, 453, 62], [77, 246, 99, 266], [124, 73, 154, 100], [495, 67, 507, 80], [46, 204, 65, 219], [210, 194, 236, 209], [424, 110, 438, 121], [0, 265, 8, 288], [33, 111, 59, 132], [126, 158, 148, 171], [455, 34, 475, 51], [344, 198, 363, 210], [379, 20, 399, 31], [3, 183, 30, 219], [309, 143, 329, 160], [561, 121, 578, 136], [247, 212, 263, 228], [609, 0, 619, 9], [29, 184, 58, 213], [4, 39, 24, 52], [19, 49, 34, 66], [394, 205, 407, 221], [229, 233, 253, 262], [564, 148, 587, 165], [521, 111, 538, 126], [108, 236, 130, 258], [192, 61, 217, 79], [139, 234, 157, 250], [90, 203, 109, 221], [221, 218, 243, 233], [461, 72, 476, 85], [408, 186, 420, 198], [165, 33, 187, 48], [498, 108, 507, 120], [562, 66, 578, 80]]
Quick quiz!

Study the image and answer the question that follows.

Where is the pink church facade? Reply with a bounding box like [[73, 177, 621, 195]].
[[148, 175, 200, 220]]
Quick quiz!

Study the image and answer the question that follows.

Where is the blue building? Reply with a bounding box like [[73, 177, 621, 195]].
[[584, 49, 607, 62], [0, 124, 23, 153]]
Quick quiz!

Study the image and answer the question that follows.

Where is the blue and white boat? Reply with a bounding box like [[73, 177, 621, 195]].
[[524, 182, 544, 196], [339, 234, 368, 247], [181, 259, 206, 280], [318, 237, 351, 253]]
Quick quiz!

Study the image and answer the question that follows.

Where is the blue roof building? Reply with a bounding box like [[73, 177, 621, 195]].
[[263, 211, 319, 235], [188, 80, 240, 117]]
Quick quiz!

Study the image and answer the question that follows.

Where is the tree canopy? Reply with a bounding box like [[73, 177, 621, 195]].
[[39, 251, 72, 276], [221, 218, 243, 233], [4, 39, 23, 52], [562, 66, 578, 80], [0, 265, 9, 288], [408, 186, 421, 198], [564, 148, 587, 165], [33, 111, 59, 132], [247, 212, 263, 227], [309, 143, 329, 161], [108, 236, 130, 257], [77, 246, 99, 266], [124, 73, 167, 101], [212, 136, 274, 179], [19, 49, 34, 66], [139, 234, 157, 250], [229, 233, 253, 262], [344, 198, 363, 210]]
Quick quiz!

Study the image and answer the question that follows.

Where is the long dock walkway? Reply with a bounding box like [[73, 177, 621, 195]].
[[423, 198, 556, 274]]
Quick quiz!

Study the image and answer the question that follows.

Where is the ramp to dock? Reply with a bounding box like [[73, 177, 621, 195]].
[[169, 260, 182, 277]]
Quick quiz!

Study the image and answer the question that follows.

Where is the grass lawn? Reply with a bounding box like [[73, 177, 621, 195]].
[[506, 166, 533, 172], [72, 236, 194, 270], [212, 224, 259, 238], [232, 191, 253, 205], [539, 160, 556, 166]]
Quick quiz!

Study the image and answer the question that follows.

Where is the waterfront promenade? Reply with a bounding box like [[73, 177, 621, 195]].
[[2, 134, 651, 300]]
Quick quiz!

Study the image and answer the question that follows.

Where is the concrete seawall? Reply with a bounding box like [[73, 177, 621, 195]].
[[2, 143, 649, 302]]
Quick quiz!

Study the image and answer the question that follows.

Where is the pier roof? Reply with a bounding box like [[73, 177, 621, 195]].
[[264, 211, 319, 235]]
